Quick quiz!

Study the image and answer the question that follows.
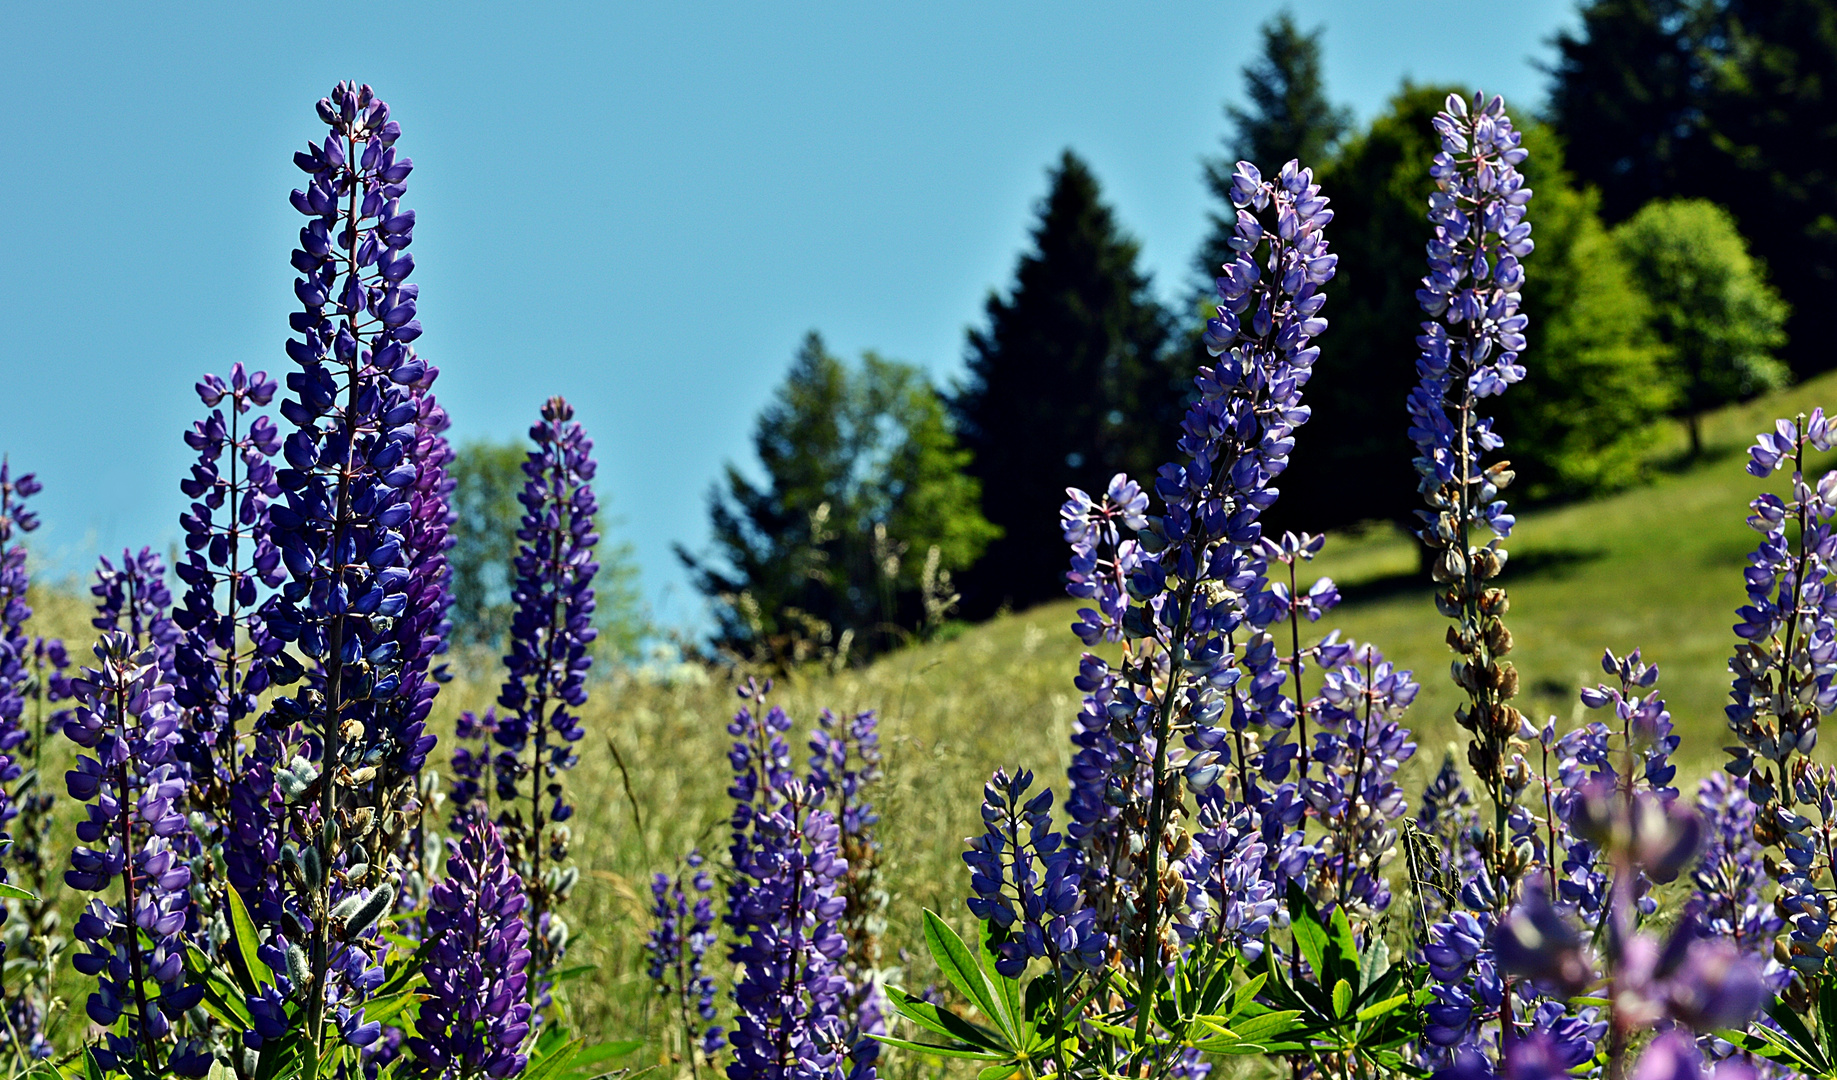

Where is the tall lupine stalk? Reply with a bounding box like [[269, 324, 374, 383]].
[[172, 365, 285, 832], [809, 708, 888, 1078], [1, 462, 64, 1066], [0, 462, 42, 935], [367, 364, 454, 903], [1059, 158, 1342, 1030], [492, 395, 599, 995], [647, 851, 723, 1078], [1724, 411, 1837, 992], [265, 79, 426, 1049], [62, 627, 211, 1076], [1405, 89, 1534, 1057], [410, 820, 534, 1080], [721, 683, 875, 1080]]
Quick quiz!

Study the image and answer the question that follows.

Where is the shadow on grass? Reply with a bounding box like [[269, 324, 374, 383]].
[[1648, 441, 1743, 477], [1336, 544, 1608, 605]]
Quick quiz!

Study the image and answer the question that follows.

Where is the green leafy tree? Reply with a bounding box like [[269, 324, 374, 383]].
[[449, 437, 651, 659], [952, 151, 1177, 615], [1613, 198, 1790, 455], [681, 332, 997, 665], [1267, 85, 1670, 531], [1195, 10, 1352, 283]]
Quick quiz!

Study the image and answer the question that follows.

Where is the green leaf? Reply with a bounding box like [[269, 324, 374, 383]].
[[549, 964, 600, 985], [923, 911, 1012, 1042], [886, 985, 1008, 1051], [1357, 935, 1390, 993], [1224, 1010, 1302, 1044], [521, 1037, 589, 1080], [869, 1035, 1006, 1062], [1767, 994, 1833, 1072], [1286, 884, 1327, 979], [1326, 904, 1358, 984], [356, 990, 423, 1029], [223, 884, 274, 993], [1355, 993, 1411, 1023], [976, 1063, 1023, 1080], [209, 1063, 236, 1080], [0, 880, 38, 902], [557, 1040, 644, 1078], [1820, 969, 1837, 1065], [84, 1048, 106, 1080], [1229, 973, 1268, 1018], [1331, 979, 1353, 1019]]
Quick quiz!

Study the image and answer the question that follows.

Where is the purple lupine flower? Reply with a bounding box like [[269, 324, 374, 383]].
[[91, 548, 183, 675], [1312, 642, 1418, 916], [1057, 159, 1349, 989], [361, 363, 453, 786], [727, 777, 859, 1080], [489, 395, 600, 992], [0, 462, 42, 939], [410, 820, 534, 1079], [809, 708, 887, 1080], [962, 768, 1107, 978], [726, 677, 795, 932], [263, 79, 427, 1049], [649, 851, 725, 1073], [448, 707, 499, 830], [1723, 411, 1837, 981], [1405, 89, 1533, 818], [1687, 774, 1785, 1000], [60, 631, 210, 1076], [171, 363, 285, 796]]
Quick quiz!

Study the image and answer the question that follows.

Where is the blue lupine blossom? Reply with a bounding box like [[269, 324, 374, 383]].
[[411, 820, 534, 1079], [172, 364, 286, 794], [491, 395, 600, 990], [963, 768, 1107, 978], [809, 709, 887, 1080], [1057, 158, 1350, 992], [649, 851, 725, 1069], [727, 778, 859, 1080], [61, 631, 210, 1076], [1721, 411, 1837, 980], [263, 78, 427, 1051]]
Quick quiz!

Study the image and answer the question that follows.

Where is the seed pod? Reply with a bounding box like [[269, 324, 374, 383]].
[[343, 883, 394, 940], [286, 944, 310, 987], [302, 845, 323, 891]]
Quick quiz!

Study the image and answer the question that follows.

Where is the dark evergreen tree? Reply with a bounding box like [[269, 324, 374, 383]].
[[1545, 0, 1721, 223], [1195, 11, 1352, 284], [682, 333, 997, 665], [952, 151, 1176, 615], [1700, 0, 1834, 377]]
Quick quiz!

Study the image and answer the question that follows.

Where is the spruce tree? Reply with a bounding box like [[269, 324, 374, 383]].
[[952, 151, 1175, 615], [682, 332, 996, 664], [1195, 11, 1351, 284], [1545, 0, 1720, 223]]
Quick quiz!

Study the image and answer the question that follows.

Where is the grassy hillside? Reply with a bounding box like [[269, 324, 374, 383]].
[[13, 372, 1837, 1067]]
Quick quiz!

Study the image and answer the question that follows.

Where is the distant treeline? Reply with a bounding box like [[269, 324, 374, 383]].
[[451, 0, 1830, 668]]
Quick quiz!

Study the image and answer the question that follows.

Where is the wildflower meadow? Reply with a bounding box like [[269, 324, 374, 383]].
[[3, 73, 1833, 1080]]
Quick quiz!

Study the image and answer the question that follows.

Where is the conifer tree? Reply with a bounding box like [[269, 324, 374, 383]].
[[1194, 11, 1351, 284], [952, 151, 1175, 615], [684, 333, 995, 663]]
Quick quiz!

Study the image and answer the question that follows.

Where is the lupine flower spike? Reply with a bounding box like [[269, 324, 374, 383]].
[[411, 820, 534, 1079], [491, 395, 600, 997], [263, 78, 425, 1050]]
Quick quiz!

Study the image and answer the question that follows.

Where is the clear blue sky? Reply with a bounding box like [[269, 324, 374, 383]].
[[0, 1, 1576, 630]]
